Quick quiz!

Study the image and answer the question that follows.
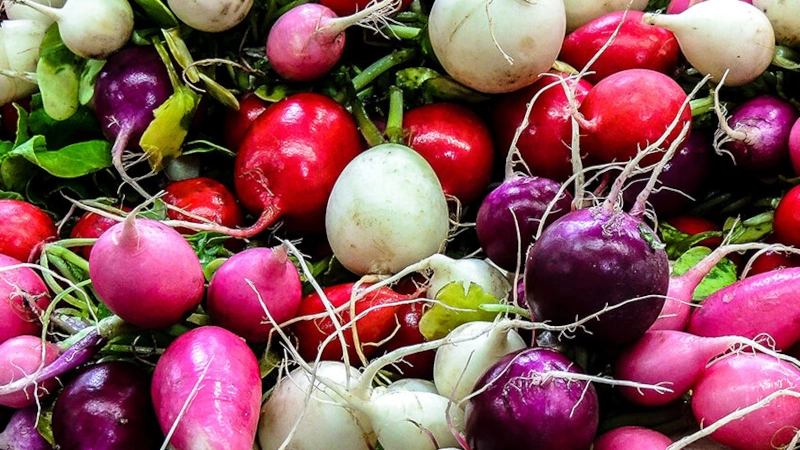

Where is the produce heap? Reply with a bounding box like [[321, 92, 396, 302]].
[[2, 0, 800, 448]]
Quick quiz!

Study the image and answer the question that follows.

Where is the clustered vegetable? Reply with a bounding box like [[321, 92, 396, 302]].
[[2, 0, 800, 449]]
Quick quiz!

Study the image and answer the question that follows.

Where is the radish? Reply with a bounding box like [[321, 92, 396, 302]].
[[320, 0, 411, 16], [206, 245, 302, 343], [69, 205, 132, 259], [222, 93, 270, 150], [325, 143, 449, 275], [427, 0, 566, 94], [425, 254, 511, 301], [266, 0, 401, 83], [151, 326, 262, 450], [4, 0, 65, 24], [774, 184, 800, 248], [167, 0, 253, 32], [562, 0, 648, 32], [8, 0, 134, 59], [752, 0, 800, 48], [0, 199, 57, 262], [88, 215, 205, 329], [375, 302, 435, 379], [162, 177, 245, 235], [790, 117, 800, 175], [0, 334, 59, 408], [560, 11, 680, 84], [594, 426, 672, 450], [0, 406, 52, 450], [0, 254, 50, 345], [0, 19, 47, 103], [642, 0, 775, 87]]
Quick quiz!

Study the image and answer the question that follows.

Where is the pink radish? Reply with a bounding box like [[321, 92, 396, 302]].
[[0, 254, 50, 345], [594, 426, 672, 450], [0, 335, 59, 408]]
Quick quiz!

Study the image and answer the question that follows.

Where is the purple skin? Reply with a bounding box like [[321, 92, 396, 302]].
[[525, 207, 670, 347], [52, 361, 160, 450], [789, 117, 800, 176], [722, 95, 799, 171], [622, 131, 712, 217], [465, 347, 599, 450], [0, 407, 53, 450], [476, 175, 573, 272]]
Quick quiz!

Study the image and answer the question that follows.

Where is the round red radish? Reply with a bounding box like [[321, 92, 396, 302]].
[[234, 92, 363, 234], [560, 11, 680, 84], [403, 102, 494, 205], [376, 301, 435, 379], [0, 335, 60, 408], [163, 177, 245, 235], [579, 68, 691, 165], [490, 72, 592, 182], [0, 254, 49, 346], [319, 0, 411, 17], [773, 184, 800, 248], [0, 199, 57, 262], [747, 248, 800, 276], [223, 93, 270, 150], [70, 205, 131, 259]]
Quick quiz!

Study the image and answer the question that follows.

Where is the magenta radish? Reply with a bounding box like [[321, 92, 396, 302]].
[[642, 0, 775, 86], [690, 352, 800, 450], [715, 95, 799, 171], [267, 0, 400, 83], [563, 0, 648, 32], [206, 245, 302, 342], [88, 216, 205, 329], [593, 426, 672, 450], [752, 0, 800, 48], [0, 335, 59, 408], [427, 0, 566, 93], [0, 199, 57, 262], [464, 347, 599, 450], [325, 143, 449, 276], [0, 254, 50, 345], [152, 326, 262, 450], [475, 175, 573, 272], [167, 0, 253, 32], [0, 406, 52, 450], [791, 117, 800, 175]]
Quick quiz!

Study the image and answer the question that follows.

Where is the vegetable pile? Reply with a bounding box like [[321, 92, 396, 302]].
[[4, 0, 800, 448]]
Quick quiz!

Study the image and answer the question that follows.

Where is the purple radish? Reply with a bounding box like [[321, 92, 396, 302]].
[[475, 175, 573, 272], [716, 95, 799, 171], [89, 216, 205, 329], [593, 426, 672, 450], [0, 335, 60, 408], [0, 406, 52, 450], [790, 117, 800, 175], [52, 361, 160, 450], [267, 0, 400, 82], [151, 326, 262, 450], [464, 347, 599, 450], [206, 245, 303, 343], [0, 254, 50, 345]]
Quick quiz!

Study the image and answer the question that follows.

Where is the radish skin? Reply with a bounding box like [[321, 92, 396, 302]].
[[167, 0, 253, 33], [563, 0, 648, 32], [752, 0, 800, 48], [426, 255, 511, 301], [5, 0, 66, 23], [0, 335, 60, 408]]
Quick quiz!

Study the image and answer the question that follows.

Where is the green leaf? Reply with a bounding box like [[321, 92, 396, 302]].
[[671, 247, 738, 301], [130, 0, 179, 28], [79, 59, 106, 106], [12, 103, 31, 147], [0, 156, 36, 192], [27, 94, 104, 149], [36, 24, 84, 121], [138, 86, 201, 171], [418, 282, 501, 340], [659, 222, 723, 260], [9, 138, 112, 178], [723, 214, 774, 244], [0, 190, 23, 200]]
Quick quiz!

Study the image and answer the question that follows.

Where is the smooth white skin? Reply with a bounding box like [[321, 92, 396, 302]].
[[325, 143, 450, 276], [643, 0, 775, 86], [385, 378, 439, 395], [752, 0, 800, 48], [0, 31, 17, 106], [426, 254, 511, 301], [427, 0, 566, 94], [5, 0, 67, 24], [258, 362, 376, 450], [433, 321, 526, 404], [0, 20, 47, 100], [563, 0, 649, 32], [167, 0, 254, 33]]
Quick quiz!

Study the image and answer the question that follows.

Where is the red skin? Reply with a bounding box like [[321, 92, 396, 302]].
[[234, 92, 363, 233], [773, 185, 800, 248], [404, 103, 495, 205], [376, 302, 435, 379], [223, 93, 271, 151], [0, 254, 50, 346], [579, 68, 691, 165], [70, 205, 132, 259], [560, 11, 680, 85], [292, 283, 406, 366], [163, 177, 245, 235], [318, 0, 412, 18], [0, 199, 57, 262], [491, 72, 592, 182], [748, 250, 800, 277], [667, 216, 723, 248]]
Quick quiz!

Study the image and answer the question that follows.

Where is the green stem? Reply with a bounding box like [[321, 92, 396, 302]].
[[383, 24, 421, 39], [478, 303, 532, 319], [385, 86, 405, 144], [45, 244, 90, 273], [154, 33, 190, 89], [690, 95, 714, 117], [351, 48, 416, 92], [350, 97, 386, 147], [57, 315, 129, 351]]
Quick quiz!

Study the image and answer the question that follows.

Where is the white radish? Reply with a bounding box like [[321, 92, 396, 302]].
[[0, 20, 46, 99], [563, 0, 648, 32], [752, 0, 800, 48], [167, 0, 253, 33], [8, 0, 134, 60], [325, 143, 450, 276], [426, 254, 511, 301], [433, 320, 526, 404], [427, 0, 566, 94], [4, 0, 66, 24], [642, 0, 775, 86], [385, 378, 439, 394]]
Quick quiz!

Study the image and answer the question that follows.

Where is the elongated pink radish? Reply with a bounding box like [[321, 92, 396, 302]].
[[152, 326, 262, 450]]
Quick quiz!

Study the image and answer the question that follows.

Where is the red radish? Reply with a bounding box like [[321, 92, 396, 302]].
[[0, 254, 50, 346], [774, 184, 800, 248], [163, 177, 245, 235], [560, 11, 680, 84], [69, 205, 132, 259], [266, 0, 400, 83], [747, 248, 800, 277], [0, 335, 59, 408], [691, 352, 800, 450], [375, 302, 434, 379], [403, 102, 495, 205], [0, 199, 57, 262], [222, 93, 270, 150], [232, 92, 363, 235], [151, 326, 261, 450], [292, 282, 406, 365], [490, 72, 592, 182], [578, 68, 691, 165], [789, 117, 800, 176], [666, 216, 723, 248], [88, 216, 205, 329], [593, 426, 672, 450], [206, 246, 302, 343], [320, 0, 411, 17]]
